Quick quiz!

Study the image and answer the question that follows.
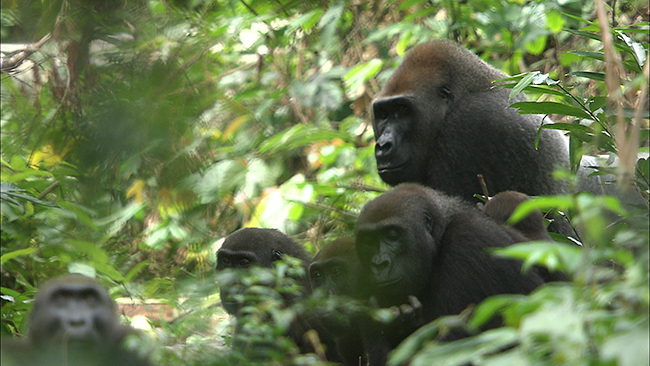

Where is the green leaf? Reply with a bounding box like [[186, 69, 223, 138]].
[[407, 328, 519, 366], [259, 125, 344, 154], [68, 240, 109, 263], [569, 50, 605, 62], [57, 201, 99, 231], [511, 101, 592, 120], [541, 122, 595, 134], [344, 59, 383, 99], [125, 260, 149, 282], [4, 169, 53, 183], [1, 248, 36, 265], [568, 71, 605, 81], [546, 10, 565, 34], [616, 30, 647, 68], [509, 72, 536, 100], [470, 295, 520, 329], [92, 262, 125, 282]]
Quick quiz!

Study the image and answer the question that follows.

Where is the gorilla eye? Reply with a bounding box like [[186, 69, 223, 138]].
[[331, 266, 341, 276], [80, 290, 100, 305], [311, 271, 321, 279], [238, 259, 250, 268], [51, 292, 69, 306], [386, 227, 401, 241]]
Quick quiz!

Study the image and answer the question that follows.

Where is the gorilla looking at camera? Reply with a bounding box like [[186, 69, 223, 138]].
[[1, 274, 151, 366]]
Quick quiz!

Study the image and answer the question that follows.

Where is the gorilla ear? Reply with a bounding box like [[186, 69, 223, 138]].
[[424, 212, 434, 235], [439, 86, 453, 102], [272, 250, 283, 261]]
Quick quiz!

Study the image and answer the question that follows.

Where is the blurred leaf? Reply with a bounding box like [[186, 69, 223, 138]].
[[57, 201, 99, 231], [601, 321, 650, 366], [406, 328, 519, 366], [568, 71, 606, 81], [511, 101, 592, 120], [344, 58, 383, 99], [1, 248, 36, 265], [615, 30, 647, 68], [492, 242, 582, 274], [259, 125, 344, 154]]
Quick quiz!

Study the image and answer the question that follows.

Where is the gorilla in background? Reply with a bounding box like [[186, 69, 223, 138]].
[[1, 274, 151, 366], [309, 237, 361, 296], [483, 190, 554, 242], [309, 237, 366, 365], [355, 183, 548, 365], [371, 40, 616, 237], [309, 237, 422, 366], [216, 227, 312, 314], [215, 227, 318, 356], [482, 190, 570, 282]]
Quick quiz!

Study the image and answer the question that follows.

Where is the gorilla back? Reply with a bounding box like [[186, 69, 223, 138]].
[[372, 40, 570, 201]]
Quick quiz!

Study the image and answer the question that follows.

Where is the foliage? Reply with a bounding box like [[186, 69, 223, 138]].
[[1, 0, 648, 365]]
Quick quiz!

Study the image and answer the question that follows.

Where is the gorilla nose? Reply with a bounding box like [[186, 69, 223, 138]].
[[371, 255, 391, 276], [376, 137, 393, 157], [65, 316, 92, 334]]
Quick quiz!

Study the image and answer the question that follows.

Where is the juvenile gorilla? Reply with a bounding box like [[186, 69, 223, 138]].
[[309, 237, 360, 296], [216, 227, 312, 314], [355, 184, 547, 360], [309, 238, 421, 366], [215, 227, 314, 355], [483, 190, 553, 242], [1, 274, 150, 366]]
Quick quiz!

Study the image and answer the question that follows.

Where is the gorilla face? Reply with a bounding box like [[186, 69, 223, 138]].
[[355, 188, 439, 307], [29, 276, 121, 347]]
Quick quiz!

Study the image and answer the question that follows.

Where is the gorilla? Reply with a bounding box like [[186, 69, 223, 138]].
[[1, 274, 151, 366], [308, 237, 422, 366], [308, 237, 366, 365], [354, 183, 548, 363], [216, 227, 312, 315], [371, 40, 610, 237], [483, 190, 554, 242], [309, 237, 360, 296], [215, 227, 315, 355]]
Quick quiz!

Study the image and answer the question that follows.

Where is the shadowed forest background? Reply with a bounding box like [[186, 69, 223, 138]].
[[1, 0, 648, 365]]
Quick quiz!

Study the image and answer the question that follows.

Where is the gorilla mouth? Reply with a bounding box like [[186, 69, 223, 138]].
[[376, 277, 402, 287], [377, 161, 406, 173]]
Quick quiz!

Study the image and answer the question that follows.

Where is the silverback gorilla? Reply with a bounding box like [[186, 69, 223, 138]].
[[371, 40, 605, 237], [354, 184, 547, 363], [1, 274, 151, 366]]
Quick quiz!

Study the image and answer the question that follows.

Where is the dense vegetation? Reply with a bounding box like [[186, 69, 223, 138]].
[[1, 0, 648, 365]]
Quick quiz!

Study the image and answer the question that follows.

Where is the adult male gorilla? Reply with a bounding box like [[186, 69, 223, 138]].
[[1, 274, 151, 366], [355, 183, 546, 359], [371, 40, 607, 238]]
